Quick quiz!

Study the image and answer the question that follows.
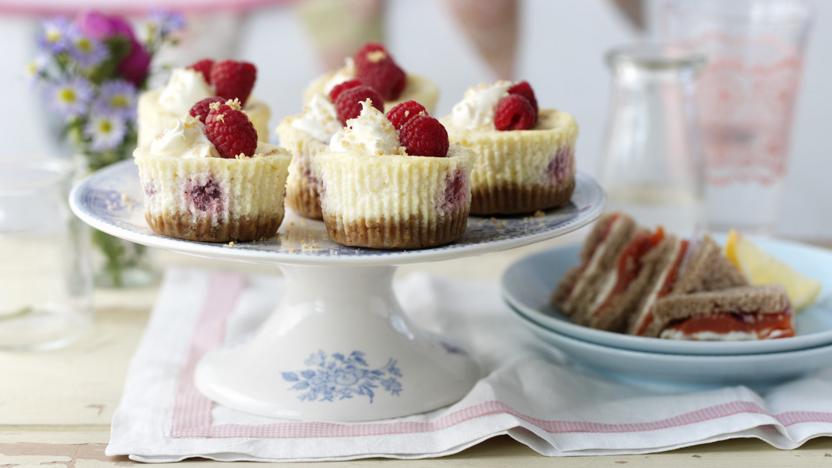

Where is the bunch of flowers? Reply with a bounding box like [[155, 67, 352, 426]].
[[29, 11, 184, 287], [30, 10, 185, 171]]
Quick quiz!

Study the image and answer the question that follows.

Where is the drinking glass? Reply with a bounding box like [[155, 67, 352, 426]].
[[0, 159, 93, 350], [599, 44, 705, 233], [661, 0, 812, 233]]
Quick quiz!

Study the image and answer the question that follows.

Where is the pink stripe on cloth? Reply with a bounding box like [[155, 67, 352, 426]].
[[169, 274, 832, 440], [170, 272, 246, 438], [185, 400, 771, 439], [778, 411, 832, 426]]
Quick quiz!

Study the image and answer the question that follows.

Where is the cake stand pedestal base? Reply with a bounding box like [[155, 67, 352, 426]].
[[195, 264, 481, 421]]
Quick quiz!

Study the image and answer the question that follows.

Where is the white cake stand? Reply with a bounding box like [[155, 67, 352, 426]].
[[70, 160, 604, 421]]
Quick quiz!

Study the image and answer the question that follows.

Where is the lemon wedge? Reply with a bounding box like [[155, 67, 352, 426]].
[[725, 230, 822, 311]]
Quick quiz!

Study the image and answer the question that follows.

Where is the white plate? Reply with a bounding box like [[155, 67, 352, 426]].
[[502, 238, 832, 355], [69, 160, 605, 266], [508, 304, 832, 385]]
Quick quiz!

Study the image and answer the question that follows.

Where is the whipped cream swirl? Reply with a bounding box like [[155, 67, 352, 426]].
[[148, 116, 219, 159], [329, 101, 404, 156], [158, 68, 213, 116], [291, 94, 342, 142], [449, 80, 513, 131]]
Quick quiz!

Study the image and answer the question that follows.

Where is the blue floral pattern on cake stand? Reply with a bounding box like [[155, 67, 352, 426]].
[[281, 351, 402, 403]]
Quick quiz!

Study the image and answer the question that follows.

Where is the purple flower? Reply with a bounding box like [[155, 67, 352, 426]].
[[118, 40, 151, 86], [85, 113, 127, 151], [75, 11, 151, 86], [144, 10, 186, 40], [93, 80, 137, 120], [67, 31, 108, 68], [39, 17, 76, 53], [48, 78, 93, 119], [76, 11, 135, 41]]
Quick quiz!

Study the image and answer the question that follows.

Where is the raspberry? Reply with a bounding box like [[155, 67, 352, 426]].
[[353, 43, 406, 100], [508, 80, 538, 114], [353, 42, 389, 68], [204, 102, 258, 158], [188, 59, 214, 84], [494, 95, 536, 131], [334, 85, 383, 125], [547, 146, 573, 183], [441, 169, 467, 212], [386, 100, 427, 131], [356, 59, 406, 101], [185, 178, 223, 214], [189, 96, 225, 123], [328, 79, 362, 102], [210, 60, 257, 105], [399, 115, 449, 157]]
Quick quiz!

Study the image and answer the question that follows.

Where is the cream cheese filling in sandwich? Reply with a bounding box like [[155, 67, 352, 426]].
[[585, 227, 668, 331]]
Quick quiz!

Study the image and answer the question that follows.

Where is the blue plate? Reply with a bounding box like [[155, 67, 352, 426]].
[[508, 303, 832, 385], [502, 238, 832, 355]]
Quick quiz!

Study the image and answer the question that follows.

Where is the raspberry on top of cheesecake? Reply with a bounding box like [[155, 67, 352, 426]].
[[444, 80, 578, 215], [303, 43, 439, 112], [138, 59, 270, 145], [135, 98, 290, 243], [313, 99, 472, 249]]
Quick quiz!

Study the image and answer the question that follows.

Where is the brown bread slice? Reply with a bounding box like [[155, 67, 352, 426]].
[[672, 235, 748, 295]]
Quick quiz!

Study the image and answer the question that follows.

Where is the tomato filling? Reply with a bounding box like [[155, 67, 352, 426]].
[[664, 311, 795, 339], [659, 240, 689, 297], [633, 239, 690, 336], [592, 227, 665, 317]]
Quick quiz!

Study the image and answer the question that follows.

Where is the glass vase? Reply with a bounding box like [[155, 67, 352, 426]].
[[599, 44, 705, 233], [74, 153, 158, 289]]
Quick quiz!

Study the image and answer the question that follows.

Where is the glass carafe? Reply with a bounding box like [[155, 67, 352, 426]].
[[599, 44, 705, 233]]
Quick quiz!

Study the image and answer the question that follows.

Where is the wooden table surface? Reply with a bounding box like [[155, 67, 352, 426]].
[[2, 232, 831, 466]]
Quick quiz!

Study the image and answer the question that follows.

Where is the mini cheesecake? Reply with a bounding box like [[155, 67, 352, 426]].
[[276, 93, 341, 220], [138, 64, 270, 146], [282, 44, 441, 221], [135, 104, 290, 243], [445, 81, 578, 215], [277, 120, 328, 220], [314, 100, 472, 249]]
